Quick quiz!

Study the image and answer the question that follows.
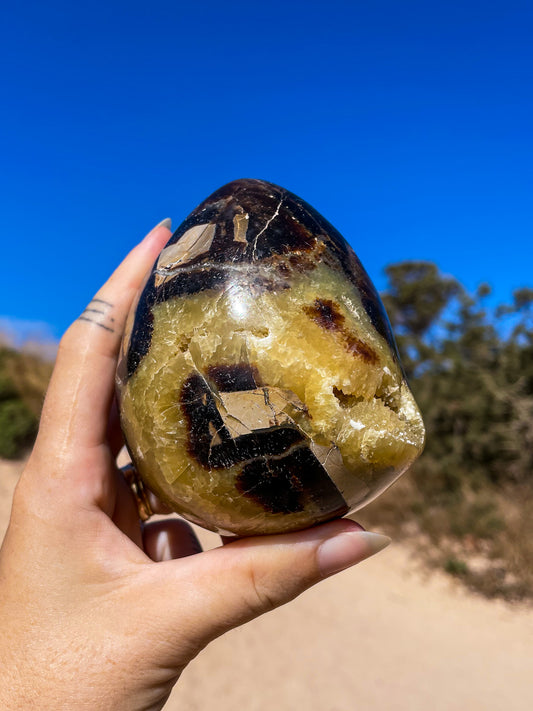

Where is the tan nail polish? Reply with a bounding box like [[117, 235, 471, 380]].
[[155, 217, 172, 231], [317, 531, 391, 578]]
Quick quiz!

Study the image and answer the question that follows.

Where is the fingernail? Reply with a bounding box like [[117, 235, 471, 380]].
[[141, 218, 173, 245], [155, 217, 172, 231], [155, 530, 172, 561], [317, 531, 391, 578]]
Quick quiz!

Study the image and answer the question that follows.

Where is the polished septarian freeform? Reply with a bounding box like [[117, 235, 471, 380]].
[[116, 179, 425, 536]]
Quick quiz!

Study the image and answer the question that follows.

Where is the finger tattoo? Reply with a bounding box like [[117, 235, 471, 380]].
[[78, 298, 116, 333]]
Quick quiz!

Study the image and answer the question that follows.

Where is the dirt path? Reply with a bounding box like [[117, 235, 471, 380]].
[[1, 459, 531, 710]]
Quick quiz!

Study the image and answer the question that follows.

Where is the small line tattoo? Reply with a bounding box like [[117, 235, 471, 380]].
[[78, 316, 114, 332], [78, 298, 117, 333], [92, 298, 113, 307]]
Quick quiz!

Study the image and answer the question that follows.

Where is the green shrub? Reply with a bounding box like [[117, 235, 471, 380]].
[[0, 398, 38, 459], [0, 374, 18, 401], [444, 557, 469, 577]]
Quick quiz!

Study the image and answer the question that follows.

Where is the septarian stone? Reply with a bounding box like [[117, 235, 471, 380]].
[[116, 179, 425, 536]]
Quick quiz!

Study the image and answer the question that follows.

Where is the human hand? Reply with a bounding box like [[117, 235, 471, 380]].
[[0, 219, 390, 711]]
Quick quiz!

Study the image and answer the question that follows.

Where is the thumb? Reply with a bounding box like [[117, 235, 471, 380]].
[[150, 519, 390, 656]]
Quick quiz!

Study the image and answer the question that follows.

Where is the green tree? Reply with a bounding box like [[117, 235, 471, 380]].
[[382, 261, 533, 494], [376, 261, 533, 600], [381, 261, 460, 377]]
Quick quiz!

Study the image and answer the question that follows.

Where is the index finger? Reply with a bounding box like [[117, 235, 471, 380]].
[[37, 219, 172, 457]]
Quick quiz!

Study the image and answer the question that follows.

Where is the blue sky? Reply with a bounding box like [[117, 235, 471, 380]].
[[1, 0, 532, 342]]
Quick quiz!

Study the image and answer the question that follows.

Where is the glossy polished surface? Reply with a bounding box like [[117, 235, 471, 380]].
[[116, 179, 425, 535]]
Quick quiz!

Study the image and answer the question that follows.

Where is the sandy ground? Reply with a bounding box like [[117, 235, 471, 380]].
[[1, 459, 531, 711]]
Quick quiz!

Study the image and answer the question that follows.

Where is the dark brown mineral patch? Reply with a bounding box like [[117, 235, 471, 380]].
[[303, 298, 378, 364]]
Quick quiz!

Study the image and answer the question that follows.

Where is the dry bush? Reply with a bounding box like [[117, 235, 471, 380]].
[[360, 467, 532, 603], [0, 345, 53, 458]]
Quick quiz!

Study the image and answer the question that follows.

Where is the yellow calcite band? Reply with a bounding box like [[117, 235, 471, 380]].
[[120, 261, 424, 535]]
